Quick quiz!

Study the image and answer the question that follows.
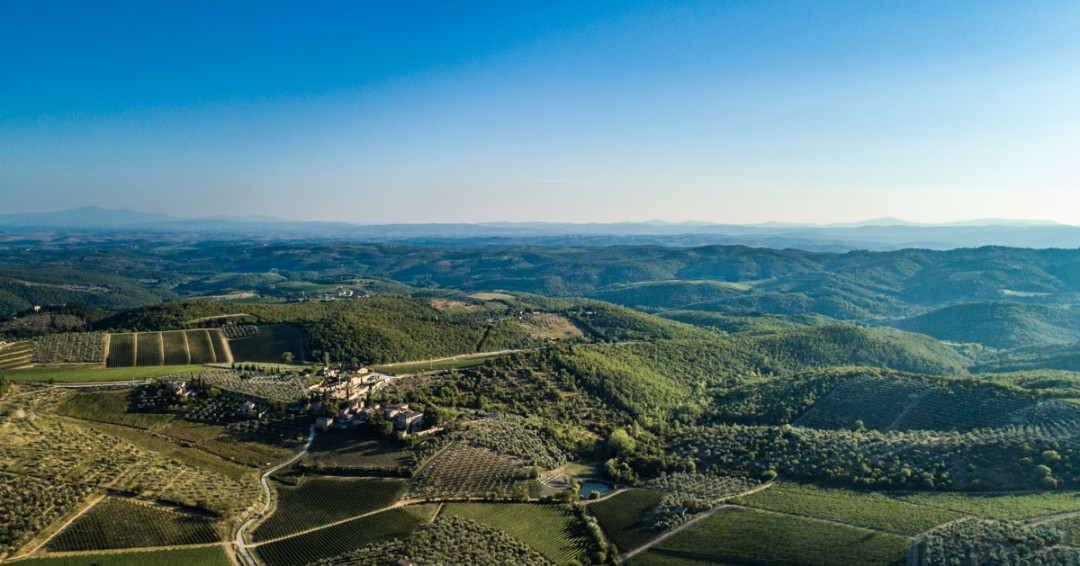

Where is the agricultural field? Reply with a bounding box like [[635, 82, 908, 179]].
[[45, 497, 221, 551], [161, 330, 190, 364], [0, 341, 33, 369], [442, 502, 596, 565], [923, 518, 1080, 565], [253, 477, 406, 542], [12, 545, 233, 566], [406, 515, 555, 566], [4, 364, 209, 383], [633, 507, 910, 566], [301, 430, 414, 473], [644, 472, 759, 530], [57, 389, 175, 429], [460, 414, 568, 469], [31, 332, 106, 364], [227, 324, 305, 363], [589, 489, 664, 550], [890, 490, 1080, 521], [732, 482, 964, 535], [107, 329, 231, 367], [0, 387, 256, 556], [195, 370, 308, 403], [517, 312, 584, 340], [105, 333, 136, 367], [407, 442, 532, 500], [254, 505, 435, 566]]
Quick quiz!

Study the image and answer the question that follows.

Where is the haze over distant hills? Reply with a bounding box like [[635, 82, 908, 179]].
[[1, 207, 1079, 251]]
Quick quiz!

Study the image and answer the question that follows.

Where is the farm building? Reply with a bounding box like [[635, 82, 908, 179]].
[[393, 410, 424, 432]]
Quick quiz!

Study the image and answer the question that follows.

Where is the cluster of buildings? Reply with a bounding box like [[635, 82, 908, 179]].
[[308, 366, 395, 401], [158, 366, 425, 435], [317, 401, 425, 434]]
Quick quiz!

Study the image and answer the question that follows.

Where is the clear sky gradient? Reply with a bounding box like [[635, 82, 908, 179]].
[[3, 1, 1079, 224]]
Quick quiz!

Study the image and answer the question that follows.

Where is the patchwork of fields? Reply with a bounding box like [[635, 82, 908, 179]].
[[106, 329, 232, 367]]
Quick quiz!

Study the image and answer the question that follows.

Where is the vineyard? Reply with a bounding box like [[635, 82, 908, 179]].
[[589, 489, 664, 550], [0, 341, 33, 370], [45, 497, 221, 551], [226, 324, 305, 363], [732, 482, 964, 535], [671, 421, 1080, 490], [441, 503, 595, 565], [254, 506, 436, 566], [106, 329, 232, 367], [632, 506, 910, 566], [890, 490, 1080, 521], [407, 443, 532, 500], [301, 431, 414, 473], [31, 332, 106, 364], [253, 478, 406, 542], [406, 515, 555, 565], [794, 374, 1042, 432], [12, 545, 234, 566]]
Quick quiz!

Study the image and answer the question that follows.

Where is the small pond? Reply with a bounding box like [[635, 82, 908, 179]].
[[579, 481, 613, 499]]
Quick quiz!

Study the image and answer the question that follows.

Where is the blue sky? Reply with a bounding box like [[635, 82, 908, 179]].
[[3, 1, 1079, 224]]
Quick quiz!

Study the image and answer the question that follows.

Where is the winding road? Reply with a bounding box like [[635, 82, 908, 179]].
[[234, 424, 317, 566]]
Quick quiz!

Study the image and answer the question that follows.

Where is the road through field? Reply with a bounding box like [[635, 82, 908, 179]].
[[619, 481, 776, 564], [235, 424, 316, 566]]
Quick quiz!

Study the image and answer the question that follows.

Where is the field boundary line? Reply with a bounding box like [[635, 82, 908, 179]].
[[580, 487, 630, 506], [723, 502, 915, 537], [886, 389, 932, 431], [13, 493, 107, 558], [1027, 509, 1080, 525], [248, 499, 428, 547], [102, 333, 111, 367], [181, 331, 192, 365], [619, 481, 775, 564], [620, 506, 723, 563], [10, 541, 229, 560], [205, 330, 218, 364], [376, 349, 526, 369]]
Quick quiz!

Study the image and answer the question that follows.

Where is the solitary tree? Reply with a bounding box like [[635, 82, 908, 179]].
[[281, 351, 295, 365]]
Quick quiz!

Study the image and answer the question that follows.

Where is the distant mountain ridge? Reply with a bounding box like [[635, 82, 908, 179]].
[[0, 207, 1078, 251]]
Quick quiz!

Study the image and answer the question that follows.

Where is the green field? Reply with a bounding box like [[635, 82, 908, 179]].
[[589, 489, 664, 550], [45, 497, 221, 552], [890, 490, 1080, 520], [733, 482, 964, 535], [634, 507, 909, 566], [253, 477, 407, 542], [12, 545, 232, 566], [5, 364, 210, 383], [441, 503, 595, 565], [227, 324, 306, 363], [370, 351, 510, 375], [254, 505, 435, 566]]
